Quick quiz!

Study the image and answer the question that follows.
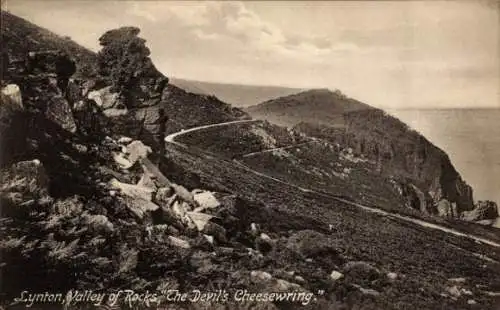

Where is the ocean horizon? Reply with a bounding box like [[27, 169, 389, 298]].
[[388, 108, 500, 207]]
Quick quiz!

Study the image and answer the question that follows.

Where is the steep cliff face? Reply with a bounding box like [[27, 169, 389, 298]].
[[289, 96, 475, 216], [326, 109, 475, 214]]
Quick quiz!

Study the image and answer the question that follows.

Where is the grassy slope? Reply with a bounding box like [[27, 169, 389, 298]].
[[165, 142, 500, 310], [1, 10, 97, 77], [175, 123, 500, 245]]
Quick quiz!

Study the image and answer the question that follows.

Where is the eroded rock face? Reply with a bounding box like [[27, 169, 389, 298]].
[[437, 199, 455, 218], [462, 201, 498, 222], [87, 86, 122, 109], [44, 95, 77, 133], [299, 109, 476, 218], [1, 84, 28, 165], [96, 26, 168, 108], [1, 84, 23, 109], [401, 182, 432, 214]]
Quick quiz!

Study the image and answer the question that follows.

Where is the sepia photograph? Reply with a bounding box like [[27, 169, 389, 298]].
[[1, 0, 499, 309]]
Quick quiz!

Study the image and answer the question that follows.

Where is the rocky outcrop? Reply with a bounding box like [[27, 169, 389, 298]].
[[400, 182, 431, 214], [0, 84, 28, 165], [87, 86, 122, 109], [1, 84, 23, 109], [44, 95, 77, 133], [295, 109, 476, 218], [342, 109, 475, 215], [97, 27, 168, 108], [461, 201, 498, 222], [436, 199, 458, 218]]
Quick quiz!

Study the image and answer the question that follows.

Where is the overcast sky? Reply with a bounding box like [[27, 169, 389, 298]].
[[4, 0, 500, 109]]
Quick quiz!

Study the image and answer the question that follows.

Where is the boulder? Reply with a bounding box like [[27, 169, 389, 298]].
[[387, 272, 398, 281], [118, 136, 133, 144], [342, 261, 381, 282], [112, 152, 133, 169], [83, 213, 114, 233], [44, 95, 77, 133], [134, 105, 164, 125], [193, 191, 220, 212], [446, 285, 462, 299], [186, 211, 214, 231], [122, 196, 159, 220], [330, 271, 344, 281], [171, 183, 196, 206], [294, 275, 306, 284], [154, 187, 174, 205], [286, 230, 338, 258], [250, 270, 273, 283], [203, 234, 214, 245], [125, 140, 152, 166], [270, 279, 304, 292], [462, 200, 498, 222], [190, 252, 215, 274], [103, 108, 128, 117], [203, 222, 227, 243], [476, 219, 495, 226], [170, 200, 194, 228], [353, 284, 381, 297], [0, 84, 28, 163], [255, 233, 274, 254], [87, 86, 121, 109], [1, 84, 23, 110], [168, 236, 190, 249], [109, 178, 154, 201], [437, 199, 453, 218], [250, 271, 305, 293], [448, 277, 467, 284]]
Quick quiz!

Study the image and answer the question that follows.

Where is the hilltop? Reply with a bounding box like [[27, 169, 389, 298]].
[[245, 88, 372, 127]]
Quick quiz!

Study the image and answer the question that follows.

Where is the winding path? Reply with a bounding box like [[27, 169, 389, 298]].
[[165, 120, 500, 250], [240, 140, 319, 158]]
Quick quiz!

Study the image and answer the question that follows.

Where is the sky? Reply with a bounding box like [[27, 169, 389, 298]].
[[3, 0, 500, 109]]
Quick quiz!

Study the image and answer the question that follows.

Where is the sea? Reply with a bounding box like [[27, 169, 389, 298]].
[[387, 109, 500, 211]]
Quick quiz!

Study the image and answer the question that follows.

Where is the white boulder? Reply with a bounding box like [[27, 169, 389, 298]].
[[1, 84, 23, 110], [193, 191, 220, 212]]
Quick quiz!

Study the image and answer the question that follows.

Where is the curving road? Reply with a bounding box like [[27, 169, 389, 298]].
[[165, 119, 260, 146], [165, 120, 500, 250]]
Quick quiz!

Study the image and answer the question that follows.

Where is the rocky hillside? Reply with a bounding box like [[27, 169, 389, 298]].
[[1, 10, 97, 78], [0, 11, 247, 145], [2, 10, 500, 310], [246, 89, 496, 224]]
